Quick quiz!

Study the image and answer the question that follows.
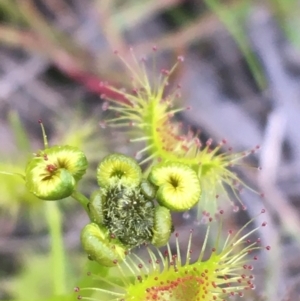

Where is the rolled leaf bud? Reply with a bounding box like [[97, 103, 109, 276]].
[[80, 223, 126, 267], [151, 205, 172, 247], [140, 179, 157, 200], [149, 162, 201, 211], [88, 190, 105, 225], [97, 153, 142, 188], [25, 145, 88, 200]]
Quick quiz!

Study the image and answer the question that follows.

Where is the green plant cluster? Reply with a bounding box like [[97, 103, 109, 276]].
[[0, 55, 269, 301]]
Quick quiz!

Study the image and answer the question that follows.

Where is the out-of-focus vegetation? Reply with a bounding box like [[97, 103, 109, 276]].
[[1, 0, 300, 301]]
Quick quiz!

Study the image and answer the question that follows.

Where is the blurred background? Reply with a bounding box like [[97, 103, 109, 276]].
[[1, 0, 300, 300]]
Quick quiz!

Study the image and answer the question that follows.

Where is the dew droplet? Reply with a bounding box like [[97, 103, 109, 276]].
[[183, 212, 190, 219], [233, 206, 239, 212], [99, 121, 106, 129]]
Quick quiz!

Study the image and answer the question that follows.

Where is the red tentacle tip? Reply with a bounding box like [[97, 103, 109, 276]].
[[38, 119, 42, 124], [177, 56, 185, 62]]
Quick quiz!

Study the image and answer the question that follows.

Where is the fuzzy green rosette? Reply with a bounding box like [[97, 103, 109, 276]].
[[88, 185, 172, 250], [25, 145, 88, 200]]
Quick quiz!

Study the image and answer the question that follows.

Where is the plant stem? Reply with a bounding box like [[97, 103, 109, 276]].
[[71, 190, 90, 215], [45, 201, 66, 296], [0, 171, 25, 179]]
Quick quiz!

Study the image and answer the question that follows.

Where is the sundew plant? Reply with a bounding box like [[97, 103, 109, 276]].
[[100, 49, 261, 217], [0, 50, 269, 301]]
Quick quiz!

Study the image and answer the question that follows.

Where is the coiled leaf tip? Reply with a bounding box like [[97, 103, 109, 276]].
[[25, 145, 88, 200], [97, 153, 142, 188], [149, 162, 201, 211]]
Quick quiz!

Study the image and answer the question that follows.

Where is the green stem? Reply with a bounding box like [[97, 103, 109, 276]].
[[0, 171, 25, 180], [71, 190, 90, 215], [44, 201, 66, 296]]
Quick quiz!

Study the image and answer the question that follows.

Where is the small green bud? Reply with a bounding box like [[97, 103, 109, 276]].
[[97, 153, 142, 188], [88, 190, 105, 225], [80, 223, 126, 267], [151, 205, 172, 247], [25, 145, 88, 200], [149, 162, 201, 211], [26, 167, 76, 200], [140, 179, 157, 200]]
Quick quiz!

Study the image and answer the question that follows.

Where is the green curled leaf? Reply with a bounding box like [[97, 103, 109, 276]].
[[25, 145, 88, 200], [149, 162, 201, 211], [151, 206, 172, 247], [47, 145, 88, 181], [81, 223, 126, 267], [26, 167, 76, 200], [89, 190, 105, 225], [97, 153, 142, 188], [140, 179, 157, 200]]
